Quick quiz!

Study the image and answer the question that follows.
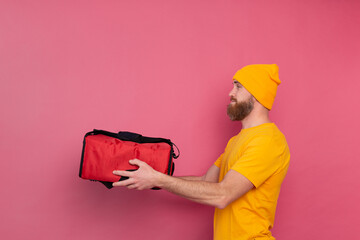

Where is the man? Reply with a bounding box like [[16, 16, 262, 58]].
[[113, 64, 290, 239]]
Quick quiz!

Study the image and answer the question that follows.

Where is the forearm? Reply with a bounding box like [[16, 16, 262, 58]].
[[156, 173, 226, 208], [176, 165, 219, 182], [175, 175, 204, 181]]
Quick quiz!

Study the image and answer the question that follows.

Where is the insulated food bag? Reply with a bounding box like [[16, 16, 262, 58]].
[[79, 129, 179, 189]]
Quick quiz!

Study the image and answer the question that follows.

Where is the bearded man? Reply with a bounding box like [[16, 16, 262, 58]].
[[113, 64, 290, 240]]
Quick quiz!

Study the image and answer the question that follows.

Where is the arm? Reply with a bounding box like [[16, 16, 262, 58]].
[[176, 176, 203, 181], [176, 164, 220, 182], [113, 159, 253, 209]]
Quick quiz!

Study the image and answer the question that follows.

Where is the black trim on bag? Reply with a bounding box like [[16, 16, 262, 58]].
[[79, 131, 94, 178]]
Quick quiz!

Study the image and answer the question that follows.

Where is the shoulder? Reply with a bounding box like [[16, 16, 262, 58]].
[[243, 124, 289, 161], [248, 123, 287, 146]]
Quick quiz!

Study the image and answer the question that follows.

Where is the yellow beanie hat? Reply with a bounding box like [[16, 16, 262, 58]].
[[232, 64, 281, 110]]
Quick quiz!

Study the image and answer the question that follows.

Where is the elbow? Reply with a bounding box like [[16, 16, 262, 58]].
[[214, 195, 230, 209], [213, 182, 232, 209], [215, 203, 227, 210]]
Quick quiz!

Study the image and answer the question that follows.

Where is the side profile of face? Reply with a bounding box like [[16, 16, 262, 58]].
[[227, 80, 255, 121]]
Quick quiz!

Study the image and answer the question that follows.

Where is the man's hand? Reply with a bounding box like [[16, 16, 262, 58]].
[[112, 159, 162, 190]]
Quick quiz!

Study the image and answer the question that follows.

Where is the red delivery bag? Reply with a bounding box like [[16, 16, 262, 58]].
[[79, 129, 180, 189]]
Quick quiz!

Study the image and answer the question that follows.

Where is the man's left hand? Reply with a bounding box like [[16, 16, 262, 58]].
[[112, 159, 161, 190]]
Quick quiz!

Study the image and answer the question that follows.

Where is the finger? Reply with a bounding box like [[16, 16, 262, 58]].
[[129, 159, 145, 167], [127, 184, 138, 189], [112, 178, 135, 187], [113, 170, 133, 177]]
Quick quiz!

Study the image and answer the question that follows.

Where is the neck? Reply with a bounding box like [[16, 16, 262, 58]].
[[241, 107, 271, 129]]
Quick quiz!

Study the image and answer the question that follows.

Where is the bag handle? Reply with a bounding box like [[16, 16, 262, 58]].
[[117, 131, 142, 141], [117, 131, 180, 159], [91, 129, 180, 159]]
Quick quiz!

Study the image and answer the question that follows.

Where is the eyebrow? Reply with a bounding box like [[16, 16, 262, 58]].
[[233, 80, 242, 86]]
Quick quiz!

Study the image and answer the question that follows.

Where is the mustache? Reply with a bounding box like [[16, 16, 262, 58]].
[[230, 97, 237, 102]]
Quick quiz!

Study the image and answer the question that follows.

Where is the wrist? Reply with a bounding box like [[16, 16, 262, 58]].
[[154, 171, 167, 188]]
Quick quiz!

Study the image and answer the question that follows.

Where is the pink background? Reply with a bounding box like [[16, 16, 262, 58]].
[[1, 1, 359, 239]]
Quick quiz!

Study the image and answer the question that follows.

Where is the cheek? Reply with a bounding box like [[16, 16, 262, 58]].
[[234, 92, 244, 102], [237, 89, 252, 101]]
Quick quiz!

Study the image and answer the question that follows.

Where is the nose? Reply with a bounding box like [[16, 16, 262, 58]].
[[229, 87, 235, 97]]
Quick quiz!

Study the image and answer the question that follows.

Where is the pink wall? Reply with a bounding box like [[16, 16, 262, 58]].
[[1, 1, 359, 239]]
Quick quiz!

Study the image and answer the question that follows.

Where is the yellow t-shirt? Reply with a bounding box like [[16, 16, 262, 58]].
[[213, 123, 290, 240]]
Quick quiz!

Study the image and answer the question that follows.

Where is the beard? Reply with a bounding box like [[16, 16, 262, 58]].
[[227, 96, 254, 121]]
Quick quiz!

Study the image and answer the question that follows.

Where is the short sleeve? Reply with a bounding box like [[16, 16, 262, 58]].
[[231, 136, 284, 188], [214, 153, 223, 168], [214, 136, 236, 168]]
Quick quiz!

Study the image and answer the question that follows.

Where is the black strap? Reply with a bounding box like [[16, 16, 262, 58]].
[[172, 143, 180, 159], [117, 131, 142, 141], [117, 131, 173, 145]]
